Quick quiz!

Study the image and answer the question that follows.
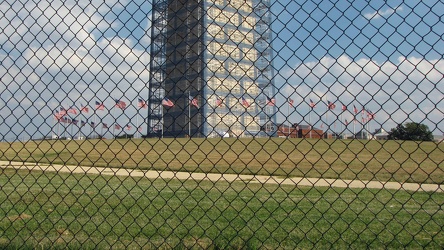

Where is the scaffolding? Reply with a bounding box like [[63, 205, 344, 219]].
[[148, 0, 168, 134], [148, 0, 276, 137], [253, 0, 276, 134]]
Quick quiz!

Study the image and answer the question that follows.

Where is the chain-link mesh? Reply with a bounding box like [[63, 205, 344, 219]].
[[1, 0, 443, 249]]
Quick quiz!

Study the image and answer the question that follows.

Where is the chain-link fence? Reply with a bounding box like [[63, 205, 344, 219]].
[[1, 0, 443, 249]]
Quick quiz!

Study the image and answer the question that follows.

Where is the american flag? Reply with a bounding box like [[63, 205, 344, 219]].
[[309, 99, 316, 108], [162, 97, 174, 107], [288, 98, 294, 108], [114, 124, 121, 130], [72, 119, 78, 125], [81, 120, 87, 127], [242, 97, 250, 107], [367, 110, 375, 120], [115, 99, 127, 109], [189, 96, 199, 108], [342, 103, 347, 111], [90, 121, 96, 127], [68, 107, 78, 115], [267, 97, 275, 106], [138, 98, 147, 109], [95, 101, 105, 111], [102, 123, 108, 129], [327, 101, 336, 110], [126, 124, 132, 130], [59, 107, 67, 116], [216, 97, 223, 107], [80, 104, 89, 113], [54, 109, 65, 120], [353, 105, 359, 114]]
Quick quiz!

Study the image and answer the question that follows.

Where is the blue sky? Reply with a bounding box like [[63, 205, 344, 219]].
[[271, 0, 443, 135], [0, 0, 442, 140]]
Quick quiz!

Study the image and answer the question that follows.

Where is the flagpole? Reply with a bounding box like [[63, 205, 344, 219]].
[[79, 116, 85, 139], [188, 91, 191, 137], [64, 120, 67, 139], [77, 120, 80, 140], [73, 103, 76, 139], [309, 111, 312, 139], [81, 108, 85, 139], [93, 114, 97, 139], [368, 113, 371, 139], [71, 121, 74, 139], [161, 103, 164, 139], [57, 118, 60, 139], [361, 106, 364, 139], [80, 106, 83, 139], [136, 115, 139, 139], [287, 100, 290, 137], [89, 115, 92, 138], [366, 117, 369, 140], [57, 109, 63, 139], [366, 112, 370, 140], [341, 110, 344, 139], [52, 114, 55, 139], [113, 106, 116, 138], [62, 120, 65, 139], [326, 106, 328, 138], [353, 118, 356, 139], [360, 108, 363, 139]]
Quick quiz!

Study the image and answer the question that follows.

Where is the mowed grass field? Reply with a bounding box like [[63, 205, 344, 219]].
[[1, 138, 443, 249], [1, 168, 443, 249], [0, 137, 443, 184]]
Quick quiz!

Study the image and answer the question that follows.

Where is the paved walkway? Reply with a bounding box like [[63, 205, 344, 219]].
[[1, 161, 442, 192]]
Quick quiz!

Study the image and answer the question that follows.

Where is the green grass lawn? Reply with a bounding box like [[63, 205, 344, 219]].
[[1, 168, 443, 249], [0, 138, 443, 184]]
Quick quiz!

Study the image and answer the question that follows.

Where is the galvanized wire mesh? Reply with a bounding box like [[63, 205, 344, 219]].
[[0, 0, 443, 249]]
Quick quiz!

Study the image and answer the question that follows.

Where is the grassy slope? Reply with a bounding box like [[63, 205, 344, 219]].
[[0, 169, 443, 249], [0, 138, 443, 184]]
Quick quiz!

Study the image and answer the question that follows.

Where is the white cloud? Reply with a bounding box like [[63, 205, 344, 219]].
[[279, 55, 444, 133], [1, 0, 442, 139], [364, 6, 403, 20], [0, 0, 118, 49], [0, 0, 151, 140]]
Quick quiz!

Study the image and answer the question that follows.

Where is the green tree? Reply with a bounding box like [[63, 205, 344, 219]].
[[388, 122, 434, 141]]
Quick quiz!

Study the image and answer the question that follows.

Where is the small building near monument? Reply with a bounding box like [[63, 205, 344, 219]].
[[277, 124, 327, 139], [373, 128, 389, 140]]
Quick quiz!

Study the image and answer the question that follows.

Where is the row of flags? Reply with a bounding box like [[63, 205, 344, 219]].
[[53, 99, 148, 135], [54, 96, 375, 124], [304, 98, 375, 120], [162, 96, 375, 119], [55, 98, 147, 118], [344, 116, 374, 126], [161, 96, 201, 108], [57, 117, 143, 131], [162, 96, 276, 108]]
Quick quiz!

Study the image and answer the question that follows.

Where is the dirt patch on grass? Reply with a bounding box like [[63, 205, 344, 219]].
[[8, 213, 32, 221]]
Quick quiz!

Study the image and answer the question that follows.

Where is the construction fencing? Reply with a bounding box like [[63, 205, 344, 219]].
[[0, 0, 443, 249]]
